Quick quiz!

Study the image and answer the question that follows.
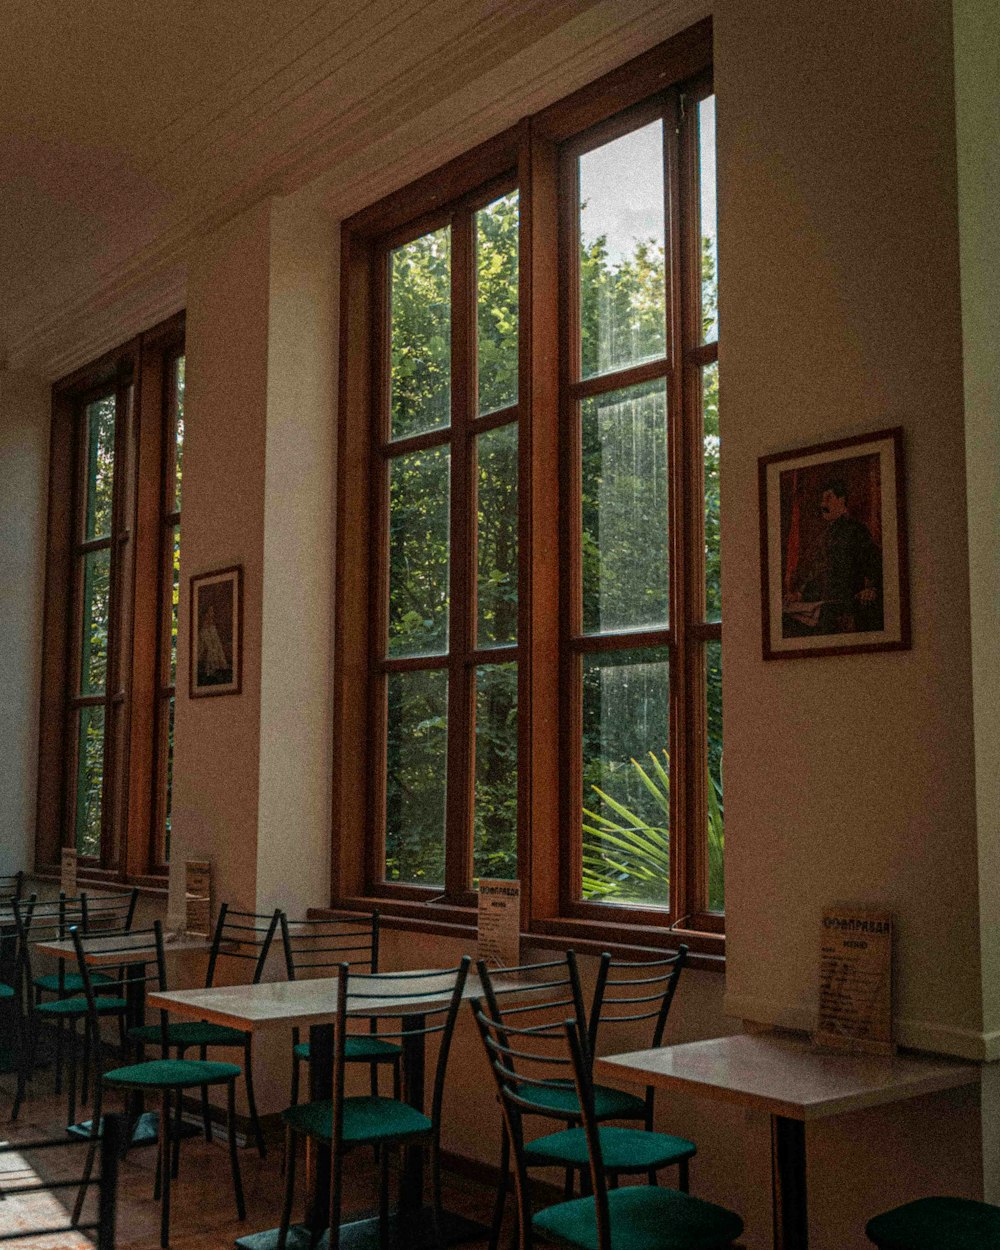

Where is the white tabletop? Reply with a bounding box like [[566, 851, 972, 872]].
[[35, 932, 213, 967], [595, 1032, 980, 1121], [148, 970, 490, 1033]]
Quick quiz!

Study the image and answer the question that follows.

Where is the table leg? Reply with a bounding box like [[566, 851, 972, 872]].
[[399, 1013, 426, 1212], [770, 1115, 808, 1250]]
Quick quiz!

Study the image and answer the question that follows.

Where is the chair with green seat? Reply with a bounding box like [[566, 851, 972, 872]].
[[13, 894, 132, 1125], [477, 952, 696, 1250], [1, 893, 35, 1120], [29, 889, 138, 1097], [128, 902, 281, 1157], [472, 998, 743, 1250], [0, 871, 25, 904], [69, 922, 246, 1249], [865, 1195, 1000, 1249], [277, 957, 471, 1250], [279, 909, 402, 1109]]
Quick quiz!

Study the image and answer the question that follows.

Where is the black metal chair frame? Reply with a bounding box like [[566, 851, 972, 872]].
[[0, 1113, 124, 1247], [70, 922, 246, 1248], [278, 957, 471, 1250], [279, 909, 401, 1107], [0, 872, 25, 905]]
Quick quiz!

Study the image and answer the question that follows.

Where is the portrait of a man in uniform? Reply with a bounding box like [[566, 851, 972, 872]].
[[779, 453, 884, 638]]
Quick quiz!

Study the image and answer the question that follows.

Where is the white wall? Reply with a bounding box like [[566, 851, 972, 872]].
[[0, 370, 49, 875]]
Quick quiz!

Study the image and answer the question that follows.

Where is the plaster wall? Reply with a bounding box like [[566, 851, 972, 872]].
[[716, 0, 983, 1056], [0, 370, 49, 875]]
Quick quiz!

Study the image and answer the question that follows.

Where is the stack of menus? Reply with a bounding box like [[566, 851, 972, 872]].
[[185, 860, 213, 937], [815, 905, 895, 1055]]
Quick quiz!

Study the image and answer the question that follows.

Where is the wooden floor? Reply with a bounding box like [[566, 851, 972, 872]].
[[0, 1076, 501, 1249]]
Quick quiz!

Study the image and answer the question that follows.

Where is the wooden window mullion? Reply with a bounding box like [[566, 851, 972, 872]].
[[444, 209, 476, 900]]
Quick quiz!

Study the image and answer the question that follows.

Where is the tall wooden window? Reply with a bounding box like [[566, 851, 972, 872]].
[[334, 23, 721, 950], [37, 316, 185, 883]]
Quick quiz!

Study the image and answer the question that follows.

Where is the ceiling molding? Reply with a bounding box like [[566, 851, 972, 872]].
[[7, 0, 708, 379]]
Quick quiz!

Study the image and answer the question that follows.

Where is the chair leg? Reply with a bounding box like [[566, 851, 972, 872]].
[[430, 1139, 446, 1250], [489, 1128, 509, 1250], [66, 1019, 78, 1128], [172, 1079, 184, 1179], [71, 1079, 103, 1226], [277, 1126, 297, 1250], [678, 1157, 689, 1193], [378, 1145, 391, 1250], [159, 1090, 172, 1249], [53, 1006, 64, 1095], [329, 1135, 344, 1250], [81, 1020, 91, 1105], [392, 1057, 401, 1101], [227, 1080, 246, 1221], [244, 1036, 266, 1158], [199, 1044, 212, 1142]]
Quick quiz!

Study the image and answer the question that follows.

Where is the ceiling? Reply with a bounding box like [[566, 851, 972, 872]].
[[0, 0, 701, 378]]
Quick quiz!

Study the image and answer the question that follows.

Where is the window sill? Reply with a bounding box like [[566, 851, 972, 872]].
[[32, 867, 169, 898], [319, 896, 724, 973]]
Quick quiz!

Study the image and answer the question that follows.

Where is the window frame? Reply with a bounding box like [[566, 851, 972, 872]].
[[36, 313, 185, 887], [332, 20, 722, 956]]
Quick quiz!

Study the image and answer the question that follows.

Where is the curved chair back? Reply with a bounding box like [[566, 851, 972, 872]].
[[70, 923, 170, 1064], [473, 999, 611, 1250], [475, 952, 591, 1069], [589, 944, 688, 1056], [81, 888, 139, 935], [12, 894, 87, 996], [205, 903, 281, 988], [0, 871, 24, 904]]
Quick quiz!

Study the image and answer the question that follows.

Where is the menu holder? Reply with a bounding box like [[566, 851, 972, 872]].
[[61, 847, 78, 898], [478, 879, 521, 970], [815, 905, 894, 1056], [185, 859, 213, 938]]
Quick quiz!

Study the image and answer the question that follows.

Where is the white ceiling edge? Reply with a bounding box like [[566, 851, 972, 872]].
[[10, 0, 708, 382]]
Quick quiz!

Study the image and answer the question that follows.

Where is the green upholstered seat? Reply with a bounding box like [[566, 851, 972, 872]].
[[282, 1095, 432, 1145], [129, 1020, 248, 1048], [520, 1079, 646, 1122], [532, 1185, 743, 1250], [34, 971, 112, 993], [293, 1035, 402, 1063], [526, 1126, 696, 1173], [36, 995, 127, 1017], [102, 1058, 242, 1089], [0, 982, 13, 1001], [866, 1196, 1000, 1249]]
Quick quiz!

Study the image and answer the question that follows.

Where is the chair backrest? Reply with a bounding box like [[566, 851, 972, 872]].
[[0, 1114, 123, 1247], [589, 944, 688, 1056], [473, 998, 614, 1250], [0, 871, 24, 904], [205, 903, 282, 988], [475, 952, 591, 1069], [12, 894, 87, 993], [279, 910, 380, 980], [333, 958, 471, 1131], [70, 924, 170, 1061], [81, 888, 139, 935]]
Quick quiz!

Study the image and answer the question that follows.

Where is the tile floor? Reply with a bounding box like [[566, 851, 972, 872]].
[[1, 1079, 501, 1249]]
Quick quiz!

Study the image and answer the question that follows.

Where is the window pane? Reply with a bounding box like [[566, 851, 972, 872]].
[[705, 641, 724, 911], [581, 649, 669, 907], [84, 395, 116, 540], [80, 548, 111, 695], [390, 227, 451, 440], [698, 96, 718, 343], [473, 662, 518, 884], [579, 120, 665, 379], [388, 446, 450, 658], [75, 705, 105, 858], [477, 192, 519, 415], [477, 422, 518, 646], [703, 361, 720, 621], [582, 380, 669, 634], [164, 696, 175, 864], [385, 669, 448, 885], [173, 356, 185, 512], [170, 525, 180, 683]]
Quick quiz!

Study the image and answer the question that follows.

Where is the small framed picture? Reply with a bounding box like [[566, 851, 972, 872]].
[[758, 428, 910, 660], [190, 565, 243, 697]]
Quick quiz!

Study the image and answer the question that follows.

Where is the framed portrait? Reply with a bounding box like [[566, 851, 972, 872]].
[[758, 428, 910, 660], [189, 565, 243, 697]]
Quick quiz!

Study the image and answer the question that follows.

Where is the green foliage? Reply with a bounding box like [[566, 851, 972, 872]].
[[582, 750, 725, 912]]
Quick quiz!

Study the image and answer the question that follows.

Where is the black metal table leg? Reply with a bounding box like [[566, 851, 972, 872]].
[[771, 1115, 808, 1250]]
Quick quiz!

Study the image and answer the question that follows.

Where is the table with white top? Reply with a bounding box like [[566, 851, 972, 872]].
[[34, 930, 214, 1142], [595, 1032, 979, 1250], [150, 970, 491, 1250]]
